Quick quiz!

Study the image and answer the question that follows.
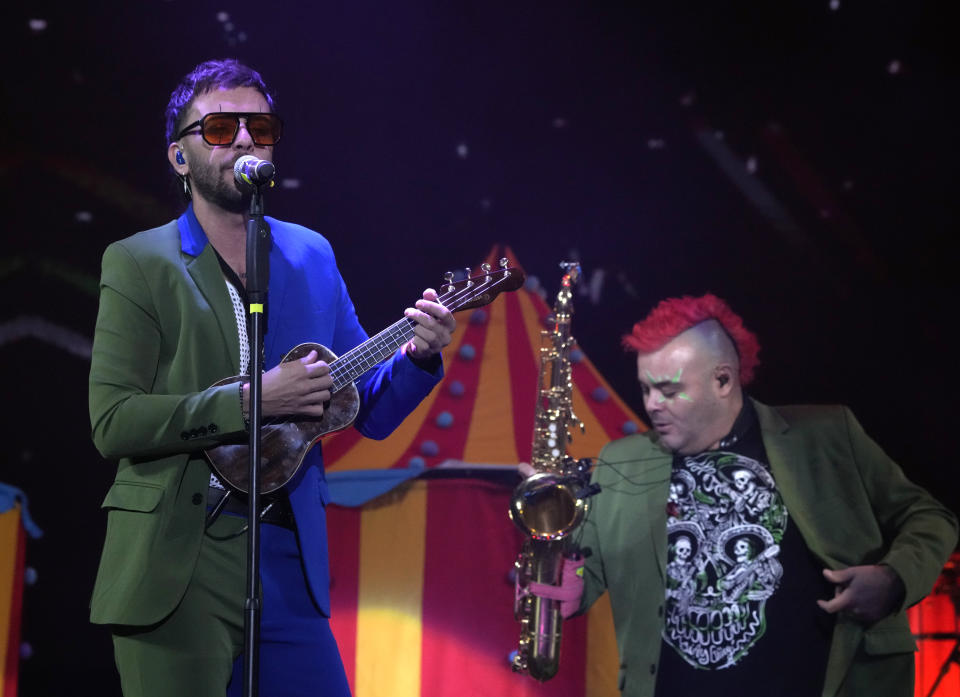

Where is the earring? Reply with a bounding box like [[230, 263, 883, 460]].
[[183, 176, 190, 195], [176, 150, 185, 165]]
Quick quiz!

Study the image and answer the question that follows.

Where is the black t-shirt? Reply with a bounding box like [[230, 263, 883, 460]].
[[654, 400, 835, 696]]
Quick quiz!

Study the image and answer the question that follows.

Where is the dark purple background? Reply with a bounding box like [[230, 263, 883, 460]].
[[2, 1, 953, 694]]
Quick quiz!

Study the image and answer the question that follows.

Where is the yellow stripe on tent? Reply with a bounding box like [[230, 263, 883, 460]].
[[586, 592, 620, 697], [462, 290, 520, 464], [355, 481, 427, 697]]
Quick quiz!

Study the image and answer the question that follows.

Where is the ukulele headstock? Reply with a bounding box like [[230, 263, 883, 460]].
[[439, 258, 525, 313]]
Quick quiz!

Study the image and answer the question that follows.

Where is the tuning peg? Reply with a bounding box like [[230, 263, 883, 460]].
[[499, 257, 509, 269], [464, 268, 473, 287], [444, 271, 454, 283]]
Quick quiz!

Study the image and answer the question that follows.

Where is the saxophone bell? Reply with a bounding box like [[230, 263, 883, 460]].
[[510, 469, 589, 541]]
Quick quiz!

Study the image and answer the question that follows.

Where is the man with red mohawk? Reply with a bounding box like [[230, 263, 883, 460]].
[[575, 293, 956, 697]]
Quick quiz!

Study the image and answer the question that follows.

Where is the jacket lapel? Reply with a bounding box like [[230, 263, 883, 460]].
[[179, 211, 241, 375], [754, 398, 862, 697], [644, 438, 673, 586], [263, 220, 286, 365], [756, 399, 841, 567]]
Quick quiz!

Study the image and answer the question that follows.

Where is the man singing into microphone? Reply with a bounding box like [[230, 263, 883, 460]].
[[88, 58, 455, 696]]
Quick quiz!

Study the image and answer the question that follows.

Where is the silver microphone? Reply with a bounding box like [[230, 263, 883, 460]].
[[234, 155, 276, 187]]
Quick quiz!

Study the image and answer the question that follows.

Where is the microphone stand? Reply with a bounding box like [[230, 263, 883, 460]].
[[243, 182, 270, 697]]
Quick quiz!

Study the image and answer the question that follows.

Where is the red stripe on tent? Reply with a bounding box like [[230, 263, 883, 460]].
[[320, 424, 365, 467], [505, 290, 540, 464], [420, 478, 587, 697], [328, 504, 361, 692]]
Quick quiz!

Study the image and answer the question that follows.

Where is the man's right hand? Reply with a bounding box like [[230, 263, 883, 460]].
[[244, 349, 333, 418]]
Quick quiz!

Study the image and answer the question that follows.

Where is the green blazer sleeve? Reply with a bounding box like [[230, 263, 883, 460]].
[[89, 232, 247, 461]]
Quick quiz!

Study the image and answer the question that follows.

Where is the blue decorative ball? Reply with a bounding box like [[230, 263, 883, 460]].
[[592, 386, 610, 402], [420, 440, 440, 456], [524, 275, 541, 292], [23, 567, 38, 586], [469, 309, 488, 325], [20, 642, 33, 660], [569, 348, 584, 363], [448, 380, 465, 397], [408, 456, 426, 470], [459, 344, 476, 360], [435, 411, 454, 428], [622, 421, 639, 435]]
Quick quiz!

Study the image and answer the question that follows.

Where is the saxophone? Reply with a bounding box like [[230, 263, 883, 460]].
[[509, 261, 597, 681]]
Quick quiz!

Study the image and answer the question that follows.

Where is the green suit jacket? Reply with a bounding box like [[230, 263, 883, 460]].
[[88, 211, 442, 626], [579, 399, 957, 697]]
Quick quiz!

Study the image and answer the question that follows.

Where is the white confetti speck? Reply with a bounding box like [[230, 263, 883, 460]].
[[888, 60, 902, 74], [714, 131, 725, 141], [746, 156, 758, 174], [224, 21, 234, 31], [829, 0, 840, 11], [237, 32, 247, 42], [217, 11, 230, 22], [680, 91, 696, 107], [28, 18, 47, 31], [280, 178, 301, 189], [842, 179, 854, 191], [646, 138, 666, 150], [552, 117, 568, 129], [75, 211, 93, 223], [456, 143, 469, 159]]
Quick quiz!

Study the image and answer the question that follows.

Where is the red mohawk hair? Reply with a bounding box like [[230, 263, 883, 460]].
[[622, 293, 761, 386]]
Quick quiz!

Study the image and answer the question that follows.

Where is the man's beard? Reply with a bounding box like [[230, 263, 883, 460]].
[[189, 159, 252, 214]]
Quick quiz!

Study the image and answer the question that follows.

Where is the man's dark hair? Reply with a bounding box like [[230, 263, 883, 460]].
[[164, 58, 276, 145]]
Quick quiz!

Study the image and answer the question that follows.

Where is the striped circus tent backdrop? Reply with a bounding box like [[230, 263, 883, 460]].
[[323, 245, 642, 697]]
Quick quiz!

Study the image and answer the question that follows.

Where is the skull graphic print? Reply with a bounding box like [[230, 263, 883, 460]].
[[663, 451, 787, 669]]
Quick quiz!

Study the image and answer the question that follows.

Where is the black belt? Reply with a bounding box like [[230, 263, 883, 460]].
[[206, 485, 296, 530]]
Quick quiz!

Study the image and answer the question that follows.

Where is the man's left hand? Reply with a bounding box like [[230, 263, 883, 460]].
[[816, 565, 906, 624], [403, 288, 455, 360]]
